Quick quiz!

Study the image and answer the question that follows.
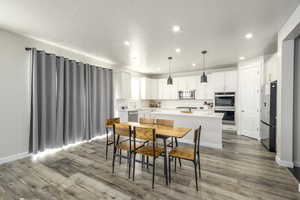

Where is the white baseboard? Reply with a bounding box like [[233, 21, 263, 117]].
[[276, 155, 294, 168], [0, 152, 31, 165]]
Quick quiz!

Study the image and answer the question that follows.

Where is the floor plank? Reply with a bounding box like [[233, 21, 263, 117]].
[[0, 132, 299, 200]]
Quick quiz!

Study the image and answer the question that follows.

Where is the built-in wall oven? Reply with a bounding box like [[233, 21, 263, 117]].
[[214, 92, 235, 124], [214, 92, 235, 109], [214, 108, 235, 125]]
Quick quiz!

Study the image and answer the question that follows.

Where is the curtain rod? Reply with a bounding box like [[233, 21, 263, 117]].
[[24, 47, 111, 70]]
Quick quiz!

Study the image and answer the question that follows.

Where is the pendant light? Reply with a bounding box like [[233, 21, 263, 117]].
[[201, 50, 208, 83], [167, 57, 173, 85]]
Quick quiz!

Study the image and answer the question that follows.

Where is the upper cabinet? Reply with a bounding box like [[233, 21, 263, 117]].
[[224, 71, 237, 92], [158, 78, 177, 100], [115, 69, 237, 100], [212, 70, 237, 92], [141, 77, 158, 100], [115, 71, 132, 99]]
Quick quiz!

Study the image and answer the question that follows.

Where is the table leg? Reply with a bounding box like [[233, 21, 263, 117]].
[[163, 138, 168, 185]]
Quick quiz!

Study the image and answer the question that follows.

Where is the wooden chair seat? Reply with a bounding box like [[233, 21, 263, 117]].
[[116, 141, 144, 151], [135, 146, 164, 158], [106, 124, 113, 129], [168, 147, 194, 161], [107, 138, 114, 143]]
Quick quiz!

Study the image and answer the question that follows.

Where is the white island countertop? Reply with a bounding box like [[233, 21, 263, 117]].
[[151, 109, 223, 149], [151, 110, 224, 119]]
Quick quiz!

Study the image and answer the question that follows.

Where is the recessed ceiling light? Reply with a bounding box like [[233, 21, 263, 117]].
[[157, 68, 161, 71], [124, 41, 130, 46], [172, 25, 181, 32], [192, 63, 196, 67], [175, 48, 181, 53], [245, 33, 253, 39], [239, 56, 245, 60]]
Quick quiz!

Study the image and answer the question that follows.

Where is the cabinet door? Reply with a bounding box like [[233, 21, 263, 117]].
[[170, 78, 178, 99], [157, 79, 164, 99], [131, 76, 140, 99], [205, 74, 214, 99], [188, 76, 198, 90], [176, 77, 185, 91], [224, 70, 237, 92], [196, 81, 206, 99], [212, 72, 225, 92], [151, 79, 159, 99], [140, 77, 147, 100], [116, 72, 132, 99]]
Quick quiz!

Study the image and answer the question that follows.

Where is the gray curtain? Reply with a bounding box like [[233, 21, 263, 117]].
[[30, 49, 113, 153]]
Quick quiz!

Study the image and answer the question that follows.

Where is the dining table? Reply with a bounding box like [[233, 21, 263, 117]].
[[117, 122, 192, 185]]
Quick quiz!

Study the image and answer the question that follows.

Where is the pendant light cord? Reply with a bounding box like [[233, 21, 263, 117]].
[[201, 50, 207, 72], [168, 57, 172, 76]]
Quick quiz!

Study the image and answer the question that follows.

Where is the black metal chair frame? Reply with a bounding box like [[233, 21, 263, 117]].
[[112, 124, 134, 178], [168, 126, 202, 191], [132, 127, 165, 189]]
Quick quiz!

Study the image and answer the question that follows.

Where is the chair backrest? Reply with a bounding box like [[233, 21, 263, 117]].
[[133, 127, 156, 153], [106, 118, 120, 128], [133, 127, 155, 141], [113, 123, 131, 137], [193, 126, 202, 159], [139, 117, 155, 124], [156, 119, 174, 127]]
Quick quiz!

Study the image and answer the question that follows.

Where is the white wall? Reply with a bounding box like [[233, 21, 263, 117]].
[[0, 28, 111, 162], [294, 37, 300, 167], [276, 4, 300, 168]]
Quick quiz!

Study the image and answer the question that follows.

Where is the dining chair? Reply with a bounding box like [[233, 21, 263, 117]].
[[168, 126, 202, 191], [139, 117, 155, 167], [156, 119, 182, 168], [132, 127, 165, 189], [105, 118, 120, 160], [112, 123, 144, 178], [139, 117, 156, 124]]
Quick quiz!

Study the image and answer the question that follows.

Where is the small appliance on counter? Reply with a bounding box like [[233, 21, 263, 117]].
[[149, 100, 161, 108], [260, 80, 277, 152]]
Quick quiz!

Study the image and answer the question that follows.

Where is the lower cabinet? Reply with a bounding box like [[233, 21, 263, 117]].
[[138, 110, 152, 119]]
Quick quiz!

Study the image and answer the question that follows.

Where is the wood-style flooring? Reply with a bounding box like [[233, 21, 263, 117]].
[[0, 132, 299, 200]]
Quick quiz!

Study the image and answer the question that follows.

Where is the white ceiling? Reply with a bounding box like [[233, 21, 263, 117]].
[[0, 0, 299, 74]]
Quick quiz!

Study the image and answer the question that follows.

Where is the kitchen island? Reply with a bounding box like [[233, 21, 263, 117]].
[[151, 110, 224, 149]]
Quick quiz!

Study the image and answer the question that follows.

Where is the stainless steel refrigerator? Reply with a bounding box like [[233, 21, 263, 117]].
[[260, 81, 277, 152]]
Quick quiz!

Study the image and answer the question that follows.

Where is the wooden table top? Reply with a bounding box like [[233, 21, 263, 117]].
[[115, 122, 192, 138]]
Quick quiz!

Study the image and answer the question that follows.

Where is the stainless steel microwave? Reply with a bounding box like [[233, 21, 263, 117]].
[[214, 92, 235, 108]]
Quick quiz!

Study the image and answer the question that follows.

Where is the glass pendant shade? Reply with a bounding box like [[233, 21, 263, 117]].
[[167, 56, 173, 85], [167, 75, 173, 85], [200, 50, 208, 83], [201, 72, 207, 83]]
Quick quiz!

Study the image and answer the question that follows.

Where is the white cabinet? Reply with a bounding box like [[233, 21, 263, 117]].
[[224, 71, 237, 92], [115, 72, 132, 99], [195, 74, 214, 100], [212, 70, 237, 93], [151, 79, 159, 99], [138, 109, 152, 119], [206, 74, 215, 99], [140, 77, 158, 100], [212, 72, 225, 92], [176, 76, 197, 91], [158, 78, 177, 100]]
